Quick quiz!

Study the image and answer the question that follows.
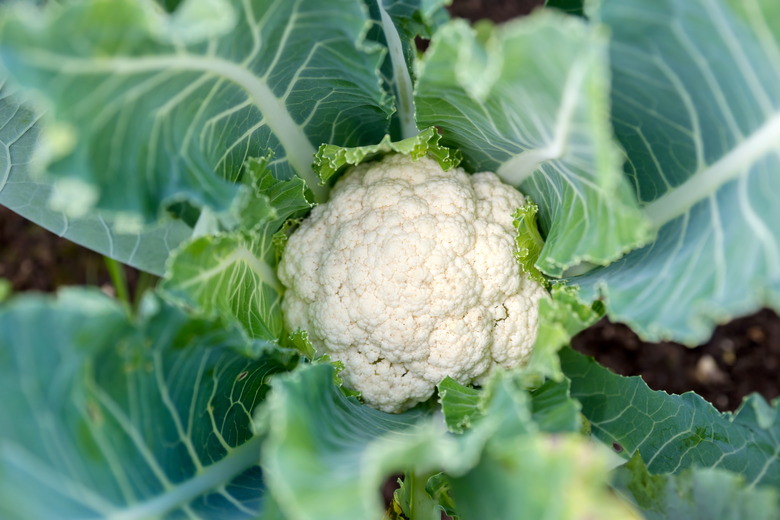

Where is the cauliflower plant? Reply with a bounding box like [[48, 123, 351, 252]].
[[279, 154, 548, 412]]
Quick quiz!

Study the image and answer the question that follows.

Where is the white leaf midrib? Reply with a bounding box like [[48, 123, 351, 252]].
[[495, 59, 588, 185], [17, 50, 327, 202], [644, 109, 780, 229], [376, 2, 417, 139], [178, 244, 282, 293], [107, 435, 264, 520]]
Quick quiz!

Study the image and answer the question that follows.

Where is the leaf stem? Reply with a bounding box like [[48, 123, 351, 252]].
[[104, 257, 131, 314], [407, 471, 440, 520], [133, 271, 158, 310], [377, 1, 418, 139]]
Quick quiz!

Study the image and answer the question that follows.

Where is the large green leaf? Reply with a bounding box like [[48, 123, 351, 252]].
[[415, 12, 651, 276], [562, 348, 780, 489], [572, 0, 780, 343], [448, 435, 640, 520], [614, 455, 780, 520], [258, 362, 635, 520], [0, 80, 191, 275], [0, 0, 393, 224], [0, 289, 295, 519], [258, 364, 444, 520]]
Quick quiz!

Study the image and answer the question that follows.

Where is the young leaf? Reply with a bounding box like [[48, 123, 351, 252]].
[[415, 12, 651, 277], [161, 157, 311, 341], [571, 0, 780, 343], [562, 348, 780, 489], [613, 454, 780, 520], [161, 231, 284, 342], [0, 0, 393, 223], [314, 126, 462, 183], [438, 373, 581, 436], [0, 289, 295, 519], [513, 200, 546, 286], [525, 284, 604, 383], [233, 155, 313, 232]]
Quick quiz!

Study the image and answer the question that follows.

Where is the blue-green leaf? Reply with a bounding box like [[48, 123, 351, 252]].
[[415, 13, 651, 276], [0, 289, 295, 519], [0, 0, 393, 223], [366, 0, 449, 139], [562, 348, 780, 489], [571, 0, 780, 343], [614, 454, 780, 520], [0, 81, 191, 275]]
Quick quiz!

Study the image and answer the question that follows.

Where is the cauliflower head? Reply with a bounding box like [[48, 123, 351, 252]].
[[279, 154, 548, 412]]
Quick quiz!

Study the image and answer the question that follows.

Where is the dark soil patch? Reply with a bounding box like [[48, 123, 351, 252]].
[[448, 0, 544, 22], [0, 205, 140, 297], [572, 311, 780, 412]]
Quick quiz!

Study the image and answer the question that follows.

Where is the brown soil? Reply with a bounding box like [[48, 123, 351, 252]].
[[448, 0, 545, 21], [572, 312, 780, 412], [0, 205, 140, 298]]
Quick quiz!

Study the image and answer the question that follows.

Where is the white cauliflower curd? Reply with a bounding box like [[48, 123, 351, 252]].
[[279, 154, 548, 412]]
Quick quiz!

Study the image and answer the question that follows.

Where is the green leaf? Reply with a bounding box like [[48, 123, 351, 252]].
[[234, 156, 312, 232], [439, 373, 581, 436], [545, 0, 584, 17], [525, 284, 603, 383], [0, 289, 295, 519], [512, 200, 547, 286], [415, 13, 651, 276], [448, 435, 641, 520], [0, 0, 393, 223], [562, 348, 780, 489], [571, 0, 780, 343], [614, 454, 780, 520], [0, 279, 10, 303], [0, 81, 191, 275], [424, 473, 458, 519], [161, 157, 311, 341], [314, 126, 462, 184], [161, 231, 283, 342], [259, 360, 641, 520], [437, 377, 483, 434], [258, 364, 442, 520], [529, 378, 581, 433]]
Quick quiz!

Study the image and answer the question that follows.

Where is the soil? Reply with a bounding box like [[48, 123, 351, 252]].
[[572, 312, 780, 412], [448, 0, 546, 21], [0, 205, 141, 298]]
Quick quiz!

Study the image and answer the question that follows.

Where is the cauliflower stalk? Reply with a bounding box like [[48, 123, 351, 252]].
[[279, 154, 547, 412]]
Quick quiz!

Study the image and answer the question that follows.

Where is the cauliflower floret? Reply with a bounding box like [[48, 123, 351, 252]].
[[278, 154, 548, 412]]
